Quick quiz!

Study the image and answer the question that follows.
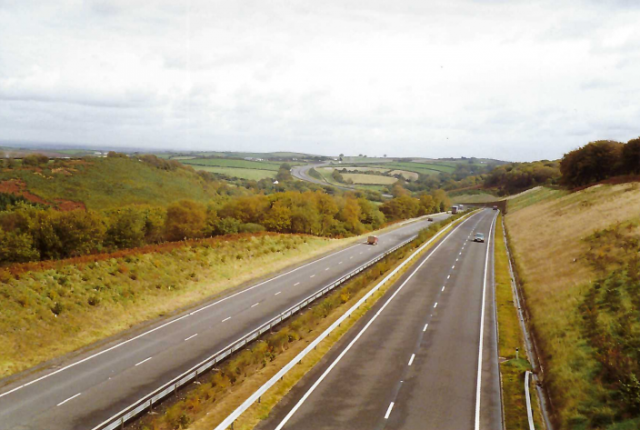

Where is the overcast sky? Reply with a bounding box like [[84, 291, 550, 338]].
[[1, 0, 639, 161]]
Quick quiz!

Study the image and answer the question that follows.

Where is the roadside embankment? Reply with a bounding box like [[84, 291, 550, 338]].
[[506, 184, 640, 429], [0, 234, 354, 379]]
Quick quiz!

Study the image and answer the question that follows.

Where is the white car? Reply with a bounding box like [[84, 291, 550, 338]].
[[474, 233, 485, 243]]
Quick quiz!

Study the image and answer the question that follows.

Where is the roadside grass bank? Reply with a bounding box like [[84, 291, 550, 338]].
[[130, 213, 470, 430], [0, 234, 357, 380], [495, 214, 542, 429], [506, 184, 640, 429]]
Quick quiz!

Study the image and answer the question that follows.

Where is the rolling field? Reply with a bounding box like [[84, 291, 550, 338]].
[[322, 166, 390, 173], [388, 169, 419, 180], [180, 158, 288, 171], [342, 173, 397, 185], [187, 165, 277, 180], [380, 161, 456, 174]]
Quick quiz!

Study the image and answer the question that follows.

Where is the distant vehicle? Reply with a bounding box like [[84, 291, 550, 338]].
[[451, 205, 459, 214], [367, 235, 379, 245], [474, 233, 485, 243], [427, 217, 434, 222], [493, 205, 498, 211]]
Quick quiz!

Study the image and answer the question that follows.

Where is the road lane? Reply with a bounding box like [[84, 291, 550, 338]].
[[257, 209, 501, 430], [0, 213, 448, 430]]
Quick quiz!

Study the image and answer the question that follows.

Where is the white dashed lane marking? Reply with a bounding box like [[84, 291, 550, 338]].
[[57, 393, 81, 407], [385, 402, 395, 419], [135, 357, 152, 367], [275, 291, 281, 296], [184, 333, 198, 341], [251, 303, 259, 308], [222, 316, 231, 322]]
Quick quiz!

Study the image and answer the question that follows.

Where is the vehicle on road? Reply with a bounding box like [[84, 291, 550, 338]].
[[493, 205, 498, 210], [427, 217, 434, 222], [474, 233, 485, 242], [451, 205, 459, 214], [367, 235, 379, 245]]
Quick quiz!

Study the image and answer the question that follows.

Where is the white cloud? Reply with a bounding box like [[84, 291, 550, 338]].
[[0, 0, 639, 161]]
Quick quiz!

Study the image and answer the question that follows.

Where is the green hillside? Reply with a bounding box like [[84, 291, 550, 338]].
[[0, 157, 227, 210]]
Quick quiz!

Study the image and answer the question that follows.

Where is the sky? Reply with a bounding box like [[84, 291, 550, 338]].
[[1, 0, 639, 161]]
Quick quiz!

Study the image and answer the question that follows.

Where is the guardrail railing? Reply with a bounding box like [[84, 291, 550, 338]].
[[92, 235, 418, 430]]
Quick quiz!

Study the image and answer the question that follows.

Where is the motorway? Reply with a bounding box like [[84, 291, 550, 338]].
[[0, 214, 448, 430], [257, 209, 501, 430], [290, 163, 352, 190]]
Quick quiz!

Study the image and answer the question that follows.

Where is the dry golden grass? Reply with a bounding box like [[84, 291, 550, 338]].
[[506, 183, 640, 427]]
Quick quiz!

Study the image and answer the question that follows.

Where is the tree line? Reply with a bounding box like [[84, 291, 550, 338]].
[[560, 138, 640, 187], [0, 189, 447, 264]]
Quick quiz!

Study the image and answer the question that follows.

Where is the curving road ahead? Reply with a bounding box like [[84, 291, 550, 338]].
[[0, 214, 448, 430], [291, 163, 393, 198]]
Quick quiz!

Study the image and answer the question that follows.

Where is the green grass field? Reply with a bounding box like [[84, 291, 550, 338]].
[[190, 165, 277, 180], [342, 173, 397, 185], [180, 158, 288, 171], [323, 166, 390, 174]]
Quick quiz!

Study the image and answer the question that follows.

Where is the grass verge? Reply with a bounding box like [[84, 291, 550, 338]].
[[0, 234, 358, 380], [496, 213, 543, 429], [130, 213, 469, 430]]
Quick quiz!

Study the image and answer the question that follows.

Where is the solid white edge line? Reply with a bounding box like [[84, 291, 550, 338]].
[[135, 357, 152, 367], [384, 402, 395, 419], [258, 214, 477, 430], [474, 214, 496, 430], [57, 392, 81, 407], [408, 354, 415, 366], [185, 334, 198, 341]]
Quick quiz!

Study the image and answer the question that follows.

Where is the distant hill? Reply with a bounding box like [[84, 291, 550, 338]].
[[0, 156, 228, 210]]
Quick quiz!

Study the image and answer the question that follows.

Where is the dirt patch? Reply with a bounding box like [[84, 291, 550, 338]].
[[54, 199, 86, 211], [0, 179, 50, 205], [51, 168, 76, 176]]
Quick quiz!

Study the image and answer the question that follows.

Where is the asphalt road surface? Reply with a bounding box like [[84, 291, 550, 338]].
[[0, 214, 449, 430], [257, 209, 501, 430]]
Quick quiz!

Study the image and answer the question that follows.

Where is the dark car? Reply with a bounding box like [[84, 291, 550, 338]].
[[474, 233, 485, 243], [493, 205, 498, 210], [427, 217, 434, 222]]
